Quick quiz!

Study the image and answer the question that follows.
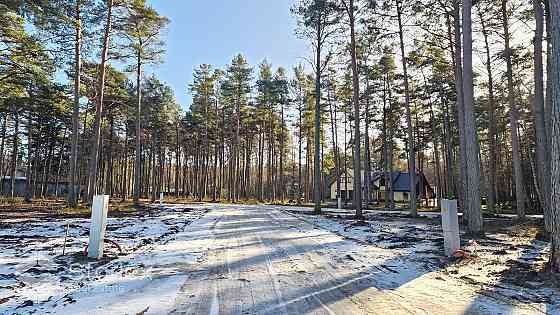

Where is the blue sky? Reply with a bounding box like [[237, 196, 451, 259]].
[[146, 0, 309, 110]]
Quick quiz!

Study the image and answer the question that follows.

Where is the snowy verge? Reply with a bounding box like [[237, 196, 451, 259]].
[[0, 204, 210, 315], [276, 205, 559, 313]]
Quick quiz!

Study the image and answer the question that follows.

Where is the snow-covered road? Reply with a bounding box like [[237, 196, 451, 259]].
[[1, 204, 555, 314], [171, 205, 551, 315]]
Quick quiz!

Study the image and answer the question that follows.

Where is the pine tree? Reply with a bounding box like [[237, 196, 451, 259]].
[[292, 0, 340, 214], [115, 0, 169, 204]]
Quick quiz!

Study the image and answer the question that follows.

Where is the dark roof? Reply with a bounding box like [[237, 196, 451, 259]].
[[326, 169, 352, 187], [393, 173, 413, 192], [372, 171, 433, 193]]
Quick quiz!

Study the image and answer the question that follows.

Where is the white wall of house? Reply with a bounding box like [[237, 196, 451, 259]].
[[329, 181, 410, 202], [329, 175, 353, 200], [371, 178, 410, 202], [374, 187, 409, 202]]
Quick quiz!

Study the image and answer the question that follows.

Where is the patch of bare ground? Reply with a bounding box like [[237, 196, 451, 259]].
[[438, 217, 557, 308], [0, 198, 161, 223]]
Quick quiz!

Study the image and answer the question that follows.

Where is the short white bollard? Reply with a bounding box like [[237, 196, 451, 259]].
[[159, 192, 164, 206], [88, 195, 109, 259], [337, 197, 342, 209], [441, 199, 460, 257]]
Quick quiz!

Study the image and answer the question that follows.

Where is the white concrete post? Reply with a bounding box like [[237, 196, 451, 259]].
[[88, 195, 109, 259], [441, 199, 460, 257], [337, 197, 342, 209], [159, 192, 164, 206]]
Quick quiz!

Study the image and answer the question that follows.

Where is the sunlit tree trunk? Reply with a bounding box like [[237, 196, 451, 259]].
[[533, 0, 551, 230], [463, 0, 484, 234], [454, 0, 468, 221], [548, 0, 560, 273]]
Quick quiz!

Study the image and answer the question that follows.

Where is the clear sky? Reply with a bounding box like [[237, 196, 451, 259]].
[[146, 0, 308, 110]]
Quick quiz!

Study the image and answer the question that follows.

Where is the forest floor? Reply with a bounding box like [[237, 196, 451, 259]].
[[0, 203, 558, 314]]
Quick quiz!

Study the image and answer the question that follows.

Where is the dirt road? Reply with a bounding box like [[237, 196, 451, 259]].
[[171, 205, 547, 315]]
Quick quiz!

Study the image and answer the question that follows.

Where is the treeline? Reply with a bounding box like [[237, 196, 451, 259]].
[[0, 1, 320, 206], [0, 0, 172, 206]]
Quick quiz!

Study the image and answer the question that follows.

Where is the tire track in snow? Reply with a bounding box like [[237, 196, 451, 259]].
[[209, 284, 219, 315], [172, 213, 222, 314], [260, 210, 358, 315], [255, 234, 289, 315], [268, 210, 436, 314]]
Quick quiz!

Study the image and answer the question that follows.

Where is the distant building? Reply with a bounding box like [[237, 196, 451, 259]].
[[1, 175, 77, 198], [327, 170, 355, 201], [15, 168, 26, 178], [328, 170, 434, 202], [1, 177, 26, 196], [371, 171, 434, 202]]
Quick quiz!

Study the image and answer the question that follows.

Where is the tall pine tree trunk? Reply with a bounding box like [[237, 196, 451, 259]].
[[463, 0, 484, 234], [386, 74, 395, 208], [25, 117, 32, 202], [87, 0, 113, 202], [327, 82, 341, 205], [313, 13, 322, 214], [10, 109, 19, 199], [344, 105, 349, 204], [234, 95, 241, 202], [431, 107, 442, 208], [280, 102, 285, 200], [396, 0, 416, 216], [349, 0, 363, 218], [69, 0, 81, 207], [364, 78, 372, 208], [501, 0, 526, 219], [133, 52, 143, 205], [480, 11, 498, 213], [382, 75, 391, 208], [454, 0, 468, 221], [442, 97, 454, 198], [0, 115, 6, 195], [54, 129, 67, 199], [107, 117, 114, 196], [533, 0, 551, 230], [213, 143, 219, 201], [298, 97, 303, 203], [548, 0, 560, 273], [258, 131, 264, 201]]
